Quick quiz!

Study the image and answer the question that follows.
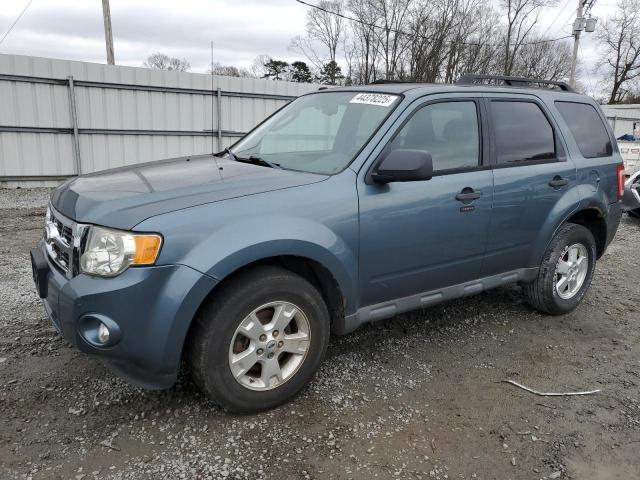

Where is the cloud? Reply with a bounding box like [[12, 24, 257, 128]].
[[0, 0, 309, 71], [0, 0, 622, 92]]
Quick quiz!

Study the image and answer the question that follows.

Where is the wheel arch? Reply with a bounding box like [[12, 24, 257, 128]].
[[564, 208, 607, 258], [214, 254, 347, 328], [182, 250, 353, 361], [533, 190, 610, 267]]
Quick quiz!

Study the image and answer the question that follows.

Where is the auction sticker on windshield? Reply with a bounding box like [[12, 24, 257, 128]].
[[350, 93, 398, 107]]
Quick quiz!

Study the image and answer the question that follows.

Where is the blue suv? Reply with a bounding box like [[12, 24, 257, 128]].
[[31, 75, 624, 413]]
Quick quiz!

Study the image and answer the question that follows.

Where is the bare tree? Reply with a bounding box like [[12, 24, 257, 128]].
[[408, 0, 464, 83], [342, 34, 357, 84], [514, 36, 572, 81], [143, 53, 190, 72], [596, 0, 640, 104], [294, 0, 572, 86], [292, 0, 345, 81], [347, 0, 381, 83], [290, 35, 326, 72], [250, 54, 272, 78], [310, 0, 345, 62], [208, 62, 254, 78], [500, 0, 552, 76], [453, 4, 504, 77], [371, 0, 412, 80]]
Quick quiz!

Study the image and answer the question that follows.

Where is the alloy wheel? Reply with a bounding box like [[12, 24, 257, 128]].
[[554, 243, 589, 300], [228, 301, 311, 391]]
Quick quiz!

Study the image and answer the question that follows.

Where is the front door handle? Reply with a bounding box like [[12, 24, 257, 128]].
[[549, 176, 569, 188], [455, 188, 482, 202]]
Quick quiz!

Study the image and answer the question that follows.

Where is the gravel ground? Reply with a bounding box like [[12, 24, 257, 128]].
[[1, 188, 639, 480]]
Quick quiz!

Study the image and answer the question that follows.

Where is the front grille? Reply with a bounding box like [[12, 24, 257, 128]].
[[51, 243, 70, 269], [53, 218, 73, 245], [44, 207, 86, 278]]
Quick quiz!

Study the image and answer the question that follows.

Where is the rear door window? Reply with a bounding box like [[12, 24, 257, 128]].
[[490, 101, 556, 165], [555, 101, 612, 158]]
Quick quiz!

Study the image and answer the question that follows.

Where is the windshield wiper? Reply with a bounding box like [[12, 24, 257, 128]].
[[246, 155, 282, 169], [225, 148, 281, 169]]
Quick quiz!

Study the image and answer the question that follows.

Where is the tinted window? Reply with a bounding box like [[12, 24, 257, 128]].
[[390, 101, 480, 172], [555, 101, 612, 158], [491, 101, 555, 165]]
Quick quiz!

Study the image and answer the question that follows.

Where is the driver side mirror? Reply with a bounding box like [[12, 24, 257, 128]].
[[371, 149, 433, 184]]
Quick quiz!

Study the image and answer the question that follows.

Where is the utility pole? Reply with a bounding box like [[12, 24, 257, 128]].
[[569, 0, 584, 89], [569, 0, 597, 89], [102, 0, 115, 65]]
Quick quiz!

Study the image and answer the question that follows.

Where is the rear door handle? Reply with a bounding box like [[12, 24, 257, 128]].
[[549, 176, 569, 188], [455, 189, 482, 202]]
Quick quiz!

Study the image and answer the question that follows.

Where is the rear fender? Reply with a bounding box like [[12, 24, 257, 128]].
[[528, 184, 581, 266], [531, 184, 617, 266]]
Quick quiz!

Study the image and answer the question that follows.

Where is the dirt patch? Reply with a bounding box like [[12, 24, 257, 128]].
[[1, 189, 639, 479]]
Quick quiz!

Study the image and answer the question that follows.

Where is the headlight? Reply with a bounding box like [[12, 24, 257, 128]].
[[80, 226, 162, 277]]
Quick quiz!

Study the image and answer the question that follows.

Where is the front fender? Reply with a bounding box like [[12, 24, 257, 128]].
[[135, 175, 360, 315], [190, 216, 358, 314]]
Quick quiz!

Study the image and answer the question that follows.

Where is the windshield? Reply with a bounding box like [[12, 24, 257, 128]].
[[231, 91, 400, 174]]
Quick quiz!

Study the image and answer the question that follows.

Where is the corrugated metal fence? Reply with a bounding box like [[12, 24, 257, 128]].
[[0, 54, 318, 186], [601, 105, 640, 138]]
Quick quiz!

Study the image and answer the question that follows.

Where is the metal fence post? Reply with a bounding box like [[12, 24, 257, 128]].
[[67, 76, 82, 175], [217, 87, 222, 151]]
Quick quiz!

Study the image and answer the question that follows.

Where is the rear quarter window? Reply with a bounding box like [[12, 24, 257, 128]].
[[555, 101, 612, 158]]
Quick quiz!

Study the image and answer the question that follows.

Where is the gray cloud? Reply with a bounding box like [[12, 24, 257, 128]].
[[0, 0, 309, 70], [0, 0, 621, 92]]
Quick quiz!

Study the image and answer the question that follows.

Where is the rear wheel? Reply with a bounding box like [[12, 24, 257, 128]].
[[187, 266, 330, 413], [523, 223, 596, 315], [628, 209, 640, 219]]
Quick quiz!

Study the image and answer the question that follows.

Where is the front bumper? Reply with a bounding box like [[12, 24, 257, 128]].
[[622, 171, 640, 212], [34, 240, 217, 389]]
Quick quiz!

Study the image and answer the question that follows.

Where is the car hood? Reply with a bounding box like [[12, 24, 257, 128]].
[[51, 154, 327, 230]]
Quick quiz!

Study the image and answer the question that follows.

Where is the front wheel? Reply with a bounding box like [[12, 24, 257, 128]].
[[187, 266, 330, 413], [523, 223, 596, 315]]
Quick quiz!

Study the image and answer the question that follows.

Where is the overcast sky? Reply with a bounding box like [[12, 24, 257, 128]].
[[0, 0, 622, 91]]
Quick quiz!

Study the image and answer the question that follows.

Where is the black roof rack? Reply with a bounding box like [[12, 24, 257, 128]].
[[368, 79, 411, 85], [456, 74, 574, 92]]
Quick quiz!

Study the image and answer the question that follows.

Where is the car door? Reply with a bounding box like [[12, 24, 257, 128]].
[[481, 95, 579, 277], [358, 96, 494, 307]]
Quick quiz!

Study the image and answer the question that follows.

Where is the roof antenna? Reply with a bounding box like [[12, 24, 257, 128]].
[[210, 40, 223, 175], [211, 40, 215, 156]]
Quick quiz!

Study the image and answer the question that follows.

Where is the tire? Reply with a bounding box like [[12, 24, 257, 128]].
[[523, 223, 596, 315], [628, 209, 640, 219], [187, 266, 330, 413]]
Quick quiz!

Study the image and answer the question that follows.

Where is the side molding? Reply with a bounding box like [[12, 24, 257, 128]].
[[334, 267, 538, 335]]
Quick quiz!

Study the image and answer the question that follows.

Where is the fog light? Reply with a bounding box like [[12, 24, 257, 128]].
[[98, 323, 110, 344]]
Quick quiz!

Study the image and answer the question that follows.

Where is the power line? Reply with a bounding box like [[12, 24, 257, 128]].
[[295, 0, 572, 47], [0, 0, 34, 47], [577, 41, 597, 95], [543, 0, 573, 37], [584, 0, 598, 16]]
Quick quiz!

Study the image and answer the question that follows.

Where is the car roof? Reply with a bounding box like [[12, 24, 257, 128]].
[[317, 83, 593, 103]]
